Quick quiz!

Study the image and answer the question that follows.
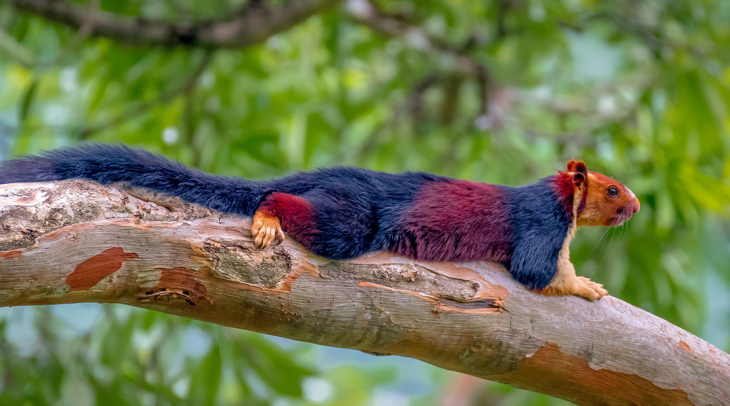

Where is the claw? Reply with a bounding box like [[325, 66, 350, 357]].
[[541, 275, 608, 301], [251, 210, 285, 249], [575, 276, 608, 301]]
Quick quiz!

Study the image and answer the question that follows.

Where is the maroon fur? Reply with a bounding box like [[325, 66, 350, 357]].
[[259, 193, 319, 247], [551, 173, 576, 214], [395, 180, 513, 262]]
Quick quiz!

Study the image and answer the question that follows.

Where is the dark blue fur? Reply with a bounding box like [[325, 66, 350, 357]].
[[0, 144, 266, 215], [502, 179, 573, 290], [0, 144, 446, 260], [265, 167, 448, 259], [0, 144, 573, 289]]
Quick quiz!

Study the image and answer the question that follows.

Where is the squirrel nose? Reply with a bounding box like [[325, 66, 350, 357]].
[[631, 197, 640, 214]]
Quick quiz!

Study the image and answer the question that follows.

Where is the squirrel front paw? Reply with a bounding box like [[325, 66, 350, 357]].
[[541, 275, 608, 301], [251, 211, 285, 249], [574, 276, 608, 301]]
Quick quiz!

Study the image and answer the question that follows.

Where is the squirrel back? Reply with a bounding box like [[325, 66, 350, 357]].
[[0, 144, 640, 300]]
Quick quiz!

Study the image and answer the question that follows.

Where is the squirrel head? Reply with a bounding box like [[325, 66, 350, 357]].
[[559, 160, 640, 227]]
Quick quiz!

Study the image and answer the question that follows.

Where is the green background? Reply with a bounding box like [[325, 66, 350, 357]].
[[0, 0, 729, 404]]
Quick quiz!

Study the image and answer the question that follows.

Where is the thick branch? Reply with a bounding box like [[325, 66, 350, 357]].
[[0, 181, 728, 405], [2, 0, 342, 48]]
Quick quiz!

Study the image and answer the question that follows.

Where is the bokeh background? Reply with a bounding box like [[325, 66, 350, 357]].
[[1, 0, 730, 405]]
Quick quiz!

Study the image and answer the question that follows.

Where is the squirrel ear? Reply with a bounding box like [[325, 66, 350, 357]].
[[566, 160, 588, 186], [566, 160, 588, 175], [572, 171, 585, 186], [566, 160, 578, 172]]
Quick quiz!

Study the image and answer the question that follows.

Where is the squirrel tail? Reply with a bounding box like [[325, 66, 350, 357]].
[[0, 144, 266, 216]]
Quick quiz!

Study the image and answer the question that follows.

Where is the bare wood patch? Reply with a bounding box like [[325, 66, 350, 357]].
[[66, 247, 139, 290], [496, 343, 694, 406], [137, 266, 213, 306], [0, 250, 22, 259]]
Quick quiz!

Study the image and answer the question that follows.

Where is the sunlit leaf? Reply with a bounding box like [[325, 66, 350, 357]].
[[18, 77, 38, 122]]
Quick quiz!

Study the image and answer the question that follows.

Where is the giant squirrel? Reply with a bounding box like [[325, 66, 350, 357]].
[[0, 144, 639, 301]]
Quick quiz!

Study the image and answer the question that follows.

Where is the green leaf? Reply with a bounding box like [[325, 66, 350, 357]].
[[188, 345, 222, 404], [88, 76, 110, 114], [241, 335, 315, 397], [675, 70, 723, 160], [18, 77, 38, 122]]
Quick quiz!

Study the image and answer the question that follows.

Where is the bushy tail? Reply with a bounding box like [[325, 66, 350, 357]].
[[0, 144, 266, 216]]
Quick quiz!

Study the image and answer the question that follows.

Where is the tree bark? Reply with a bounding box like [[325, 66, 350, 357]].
[[2, 0, 342, 49], [0, 181, 727, 406]]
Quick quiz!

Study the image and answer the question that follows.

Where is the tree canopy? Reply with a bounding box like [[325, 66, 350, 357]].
[[0, 0, 729, 404]]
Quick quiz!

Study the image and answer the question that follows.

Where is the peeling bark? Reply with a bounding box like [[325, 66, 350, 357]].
[[0, 181, 728, 406]]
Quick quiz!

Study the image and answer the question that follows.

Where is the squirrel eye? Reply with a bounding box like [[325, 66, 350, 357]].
[[607, 186, 619, 197]]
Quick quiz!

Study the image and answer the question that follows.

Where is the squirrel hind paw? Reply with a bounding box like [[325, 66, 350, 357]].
[[251, 213, 285, 249]]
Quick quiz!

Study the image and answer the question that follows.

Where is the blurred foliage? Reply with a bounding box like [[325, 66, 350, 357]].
[[1, 0, 730, 404]]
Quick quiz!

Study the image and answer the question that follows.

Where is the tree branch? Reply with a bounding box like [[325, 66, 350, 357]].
[[1, 0, 342, 49], [346, 0, 483, 76], [345, 0, 504, 130], [0, 181, 728, 405]]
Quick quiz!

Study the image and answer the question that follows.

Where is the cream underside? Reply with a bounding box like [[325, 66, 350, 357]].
[[547, 183, 581, 291]]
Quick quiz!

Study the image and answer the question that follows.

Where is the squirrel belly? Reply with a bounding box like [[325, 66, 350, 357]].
[[0, 144, 640, 301]]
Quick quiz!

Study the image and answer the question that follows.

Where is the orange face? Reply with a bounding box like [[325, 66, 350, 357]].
[[563, 160, 640, 227]]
